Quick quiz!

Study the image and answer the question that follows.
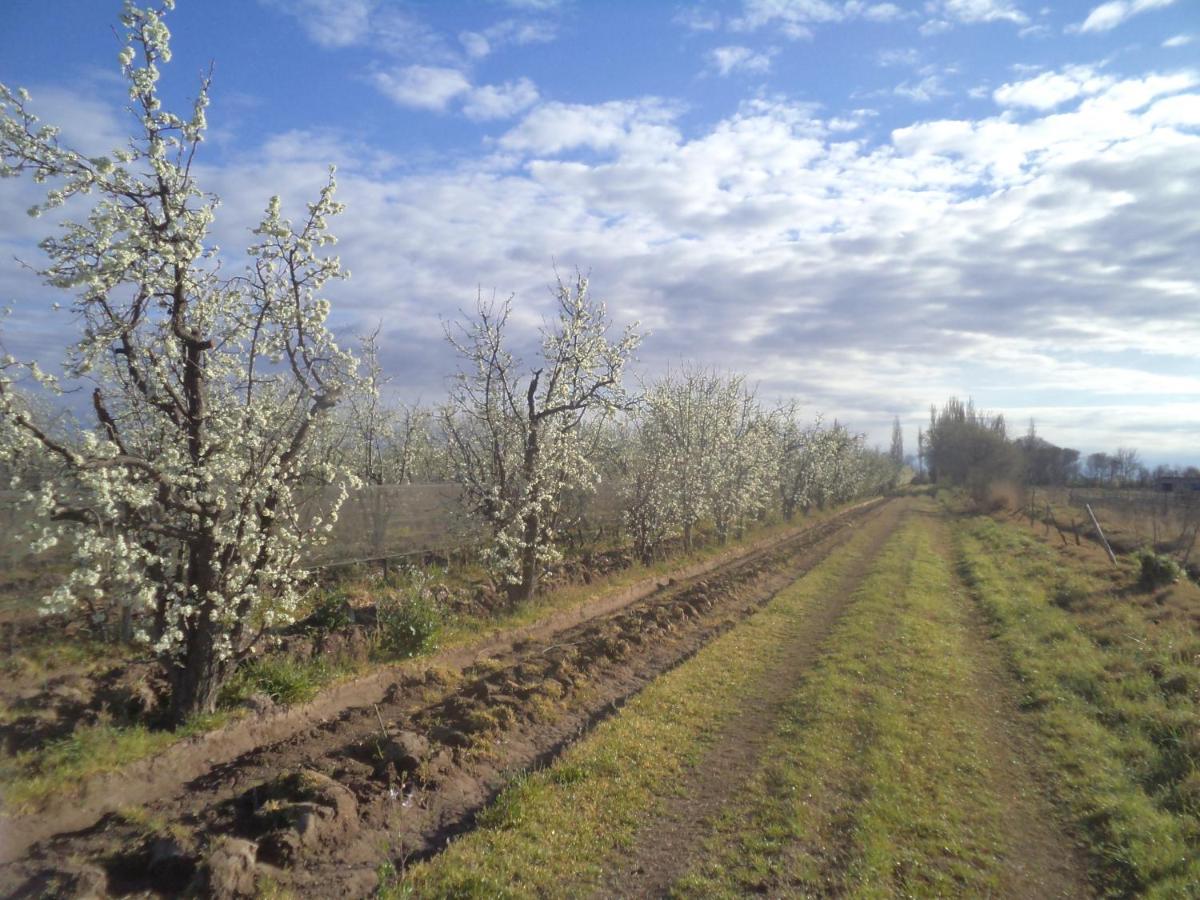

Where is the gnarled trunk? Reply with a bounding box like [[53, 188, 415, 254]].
[[508, 509, 541, 605], [168, 626, 230, 725]]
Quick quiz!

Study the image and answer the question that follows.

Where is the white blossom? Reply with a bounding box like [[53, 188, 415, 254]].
[[0, 3, 361, 722]]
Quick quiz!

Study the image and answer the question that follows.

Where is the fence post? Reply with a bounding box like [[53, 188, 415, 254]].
[[1086, 503, 1118, 567]]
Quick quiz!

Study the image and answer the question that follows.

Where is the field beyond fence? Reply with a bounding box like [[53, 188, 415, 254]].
[[1028, 486, 1200, 567]]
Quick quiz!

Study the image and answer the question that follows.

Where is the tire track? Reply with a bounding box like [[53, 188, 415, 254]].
[[597, 498, 909, 898]]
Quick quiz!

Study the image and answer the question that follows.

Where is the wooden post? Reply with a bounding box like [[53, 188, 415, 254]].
[[1086, 503, 1118, 567], [1049, 505, 1069, 547]]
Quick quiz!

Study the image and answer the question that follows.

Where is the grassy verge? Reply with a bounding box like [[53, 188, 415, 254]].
[[0, 651, 371, 815], [379, 505, 889, 897], [955, 511, 1200, 896], [673, 504, 1013, 897], [0, 713, 228, 814]]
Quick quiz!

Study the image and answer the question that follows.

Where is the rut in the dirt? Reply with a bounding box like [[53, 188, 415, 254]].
[[599, 498, 907, 899], [1, 499, 889, 900]]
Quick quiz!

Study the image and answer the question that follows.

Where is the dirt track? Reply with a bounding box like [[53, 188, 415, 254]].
[[598, 498, 906, 897], [0, 499, 890, 898], [595, 499, 1092, 899]]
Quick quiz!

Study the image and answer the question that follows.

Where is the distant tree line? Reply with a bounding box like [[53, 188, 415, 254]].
[[916, 397, 1194, 499]]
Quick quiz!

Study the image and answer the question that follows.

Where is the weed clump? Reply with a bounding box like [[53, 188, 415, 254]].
[[306, 591, 356, 634], [1137, 551, 1181, 589], [1050, 575, 1091, 610], [220, 657, 329, 708]]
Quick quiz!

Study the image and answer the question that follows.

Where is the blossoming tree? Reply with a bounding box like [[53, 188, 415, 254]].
[[441, 275, 640, 603], [0, 1, 359, 724]]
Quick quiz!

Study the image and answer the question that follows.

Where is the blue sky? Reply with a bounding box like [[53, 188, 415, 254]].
[[2, 0, 1199, 461]]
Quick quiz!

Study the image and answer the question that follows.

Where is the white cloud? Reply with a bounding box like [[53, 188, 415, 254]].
[[877, 47, 920, 67], [498, 99, 682, 156], [371, 66, 471, 111], [734, 0, 843, 31], [731, 0, 907, 36], [461, 18, 558, 59], [371, 67, 540, 121], [462, 79, 540, 121], [6, 65, 1200, 459], [919, 0, 1029, 31], [860, 3, 906, 21], [675, 7, 722, 31], [894, 75, 950, 102], [941, 0, 1029, 24], [709, 45, 775, 76], [1074, 0, 1176, 33], [1163, 33, 1193, 48], [262, 0, 374, 48], [826, 108, 877, 131], [460, 31, 491, 59], [993, 66, 1113, 110]]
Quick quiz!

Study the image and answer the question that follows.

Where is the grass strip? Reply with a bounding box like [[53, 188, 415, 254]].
[[673, 504, 1010, 898], [379, 507, 889, 897], [956, 512, 1200, 897]]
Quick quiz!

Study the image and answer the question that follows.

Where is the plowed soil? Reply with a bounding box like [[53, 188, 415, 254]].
[[0, 500, 889, 899]]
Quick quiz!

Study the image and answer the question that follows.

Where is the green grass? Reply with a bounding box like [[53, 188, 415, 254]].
[[0, 636, 120, 681], [673, 506, 1012, 898], [379, 507, 890, 898], [219, 654, 361, 708], [956, 512, 1200, 897]]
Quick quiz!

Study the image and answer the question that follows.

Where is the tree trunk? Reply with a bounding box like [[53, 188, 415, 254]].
[[168, 531, 231, 726], [167, 627, 228, 726], [683, 521, 694, 552], [508, 510, 540, 605]]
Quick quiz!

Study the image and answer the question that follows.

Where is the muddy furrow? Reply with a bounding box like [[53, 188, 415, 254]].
[[1, 499, 888, 899]]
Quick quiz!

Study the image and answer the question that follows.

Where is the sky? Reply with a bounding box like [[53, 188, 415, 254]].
[[1, 0, 1198, 463]]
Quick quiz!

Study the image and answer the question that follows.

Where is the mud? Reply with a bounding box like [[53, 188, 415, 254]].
[[0, 499, 889, 898]]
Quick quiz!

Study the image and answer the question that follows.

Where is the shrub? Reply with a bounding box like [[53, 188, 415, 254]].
[[983, 481, 1023, 513], [306, 591, 356, 635], [376, 568, 445, 658], [1138, 551, 1181, 589]]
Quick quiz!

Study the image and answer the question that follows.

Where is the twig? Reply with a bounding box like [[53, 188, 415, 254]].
[[374, 703, 390, 741]]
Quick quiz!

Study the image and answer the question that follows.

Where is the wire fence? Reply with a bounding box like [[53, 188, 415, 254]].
[[1040, 487, 1200, 560]]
